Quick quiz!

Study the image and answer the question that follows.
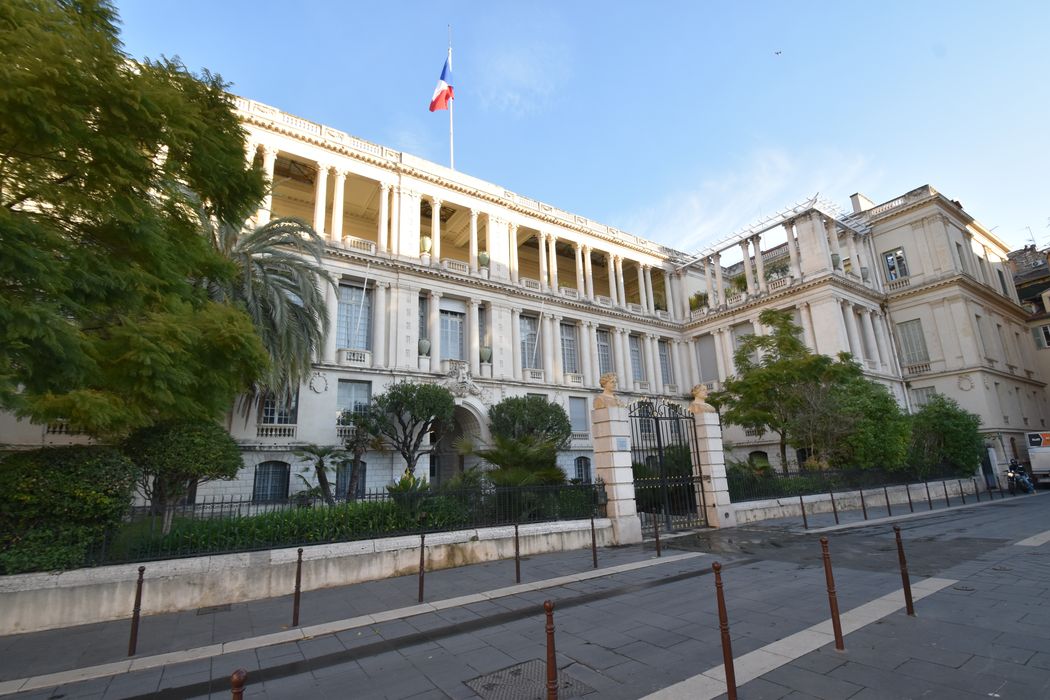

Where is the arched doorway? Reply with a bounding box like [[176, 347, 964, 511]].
[[431, 403, 484, 486]]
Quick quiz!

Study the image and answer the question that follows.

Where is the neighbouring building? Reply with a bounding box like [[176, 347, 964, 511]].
[[3, 96, 1045, 500]]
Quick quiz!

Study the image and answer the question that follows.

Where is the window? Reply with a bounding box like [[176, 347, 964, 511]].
[[596, 329, 613, 375], [658, 340, 674, 385], [574, 456, 592, 484], [440, 310, 464, 360], [569, 397, 589, 434], [335, 460, 366, 500], [911, 387, 936, 407], [883, 248, 909, 281], [336, 285, 372, 349], [527, 393, 547, 401], [955, 242, 969, 274], [997, 269, 1009, 296], [521, 315, 540, 369], [896, 319, 929, 365], [697, 334, 719, 383], [253, 461, 290, 502], [561, 323, 579, 374], [261, 391, 298, 425], [629, 335, 645, 381], [337, 380, 371, 417], [1033, 325, 1050, 349]]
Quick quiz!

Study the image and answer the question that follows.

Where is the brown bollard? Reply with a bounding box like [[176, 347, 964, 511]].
[[905, 484, 914, 513], [590, 514, 598, 569], [859, 488, 868, 520], [957, 479, 966, 505], [544, 600, 559, 700], [418, 532, 426, 604], [883, 486, 892, 517], [514, 523, 521, 584], [653, 516, 662, 557], [128, 565, 145, 657], [799, 494, 809, 530], [230, 668, 247, 699], [819, 537, 845, 651], [712, 562, 738, 700], [292, 547, 303, 627], [973, 477, 981, 503], [924, 481, 933, 509], [829, 489, 839, 525], [892, 526, 915, 616], [942, 481, 950, 508]]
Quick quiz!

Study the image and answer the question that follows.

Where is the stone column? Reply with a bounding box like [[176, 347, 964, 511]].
[[377, 182, 390, 254], [468, 299, 480, 375], [551, 315, 564, 384], [429, 291, 442, 369], [373, 282, 388, 368], [754, 235, 767, 294], [702, 259, 715, 308], [799, 302, 816, 351], [509, 223, 520, 283], [853, 234, 869, 283], [389, 185, 401, 256], [845, 232, 860, 277], [548, 235, 560, 292], [591, 398, 643, 544], [644, 265, 655, 313], [687, 338, 701, 390], [872, 310, 891, 371], [643, 335, 657, 389], [574, 243, 585, 297], [606, 253, 617, 303], [690, 397, 736, 528], [713, 252, 726, 306], [663, 269, 675, 319], [635, 263, 647, 311], [721, 328, 737, 378], [616, 256, 627, 308], [542, 314, 555, 381], [537, 232, 549, 291], [713, 329, 727, 381], [312, 163, 329, 237], [323, 280, 339, 363], [430, 197, 442, 263], [860, 307, 880, 366], [583, 247, 595, 300], [740, 240, 756, 295], [586, 322, 599, 386], [842, 300, 862, 359], [650, 336, 664, 394], [511, 308, 522, 380], [616, 330, 630, 389], [579, 320, 593, 386], [329, 169, 346, 242], [672, 339, 686, 390], [785, 220, 801, 280], [259, 145, 278, 225], [824, 216, 842, 270], [469, 210, 479, 272]]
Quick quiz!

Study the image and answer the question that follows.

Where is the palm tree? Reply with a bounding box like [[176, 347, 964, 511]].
[[294, 444, 349, 506], [200, 211, 333, 405]]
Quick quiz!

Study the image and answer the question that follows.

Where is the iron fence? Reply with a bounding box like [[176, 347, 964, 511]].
[[87, 481, 607, 569], [633, 475, 707, 534], [728, 466, 979, 503]]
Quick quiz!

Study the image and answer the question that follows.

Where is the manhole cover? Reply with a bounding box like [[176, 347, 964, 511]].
[[466, 659, 595, 700], [197, 604, 231, 615], [953, 585, 975, 592]]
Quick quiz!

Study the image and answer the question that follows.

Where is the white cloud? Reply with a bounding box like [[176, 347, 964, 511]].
[[619, 148, 883, 255]]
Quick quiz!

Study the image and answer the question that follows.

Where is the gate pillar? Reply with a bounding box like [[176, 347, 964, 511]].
[[592, 374, 643, 544], [690, 385, 737, 528]]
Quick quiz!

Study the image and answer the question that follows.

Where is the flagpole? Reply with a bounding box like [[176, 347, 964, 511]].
[[447, 26, 454, 170]]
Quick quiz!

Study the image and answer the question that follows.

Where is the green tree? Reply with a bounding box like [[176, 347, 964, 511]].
[[471, 435, 567, 486], [1, 0, 269, 436], [488, 395, 572, 448], [341, 410, 377, 500], [202, 214, 332, 404], [294, 444, 349, 506], [361, 381, 455, 475], [908, 395, 983, 477], [124, 420, 244, 533]]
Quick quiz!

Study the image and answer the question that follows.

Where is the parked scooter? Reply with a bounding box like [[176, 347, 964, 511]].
[[1007, 459, 1035, 494]]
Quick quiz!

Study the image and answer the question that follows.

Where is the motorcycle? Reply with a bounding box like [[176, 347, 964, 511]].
[[1007, 460, 1035, 494]]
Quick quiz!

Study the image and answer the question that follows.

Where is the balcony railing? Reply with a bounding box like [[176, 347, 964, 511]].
[[560, 287, 580, 300], [257, 424, 297, 439], [521, 277, 542, 291], [565, 373, 584, 385], [635, 380, 651, 392], [904, 362, 931, 376], [525, 368, 545, 382], [768, 277, 790, 292], [664, 383, 679, 395], [655, 310, 671, 320], [571, 431, 590, 442], [726, 293, 743, 305], [887, 277, 911, 291], [338, 235, 376, 255], [595, 295, 612, 307], [627, 302, 643, 314], [338, 348, 372, 367], [441, 258, 470, 274]]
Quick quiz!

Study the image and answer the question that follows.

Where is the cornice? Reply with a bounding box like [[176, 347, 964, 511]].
[[887, 272, 1028, 320]]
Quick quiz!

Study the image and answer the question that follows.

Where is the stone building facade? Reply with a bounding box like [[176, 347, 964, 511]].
[[3, 97, 1044, 500]]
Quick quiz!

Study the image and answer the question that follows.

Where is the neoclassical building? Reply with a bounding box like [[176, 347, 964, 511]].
[[4, 96, 1045, 501]]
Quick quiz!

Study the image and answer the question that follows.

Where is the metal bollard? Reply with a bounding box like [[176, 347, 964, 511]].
[[924, 481, 933, 509], [942, 481, 950, 508], [973, 477, 981, 503], [958, 479, 966, 505], [892, 526, 915, 616], [128, 566, 145, 657], [829, 489, 839, 524], [230, 668, 247, 699], [514, 523, 521, 584], [996, 475, 1006, 499], [544, 600, 559, 700], [883, 486, 892, 517], [418, 532, 426, 604], [653, 516, 662, 557], [905, 483, 914, 513], [799, 494, 809, 530], [820, 537, 845, 651], [859, 488, 868, 520], [712, 562, 737, 700], [590, 514, 598, 569], [292, 548, 303, 627]]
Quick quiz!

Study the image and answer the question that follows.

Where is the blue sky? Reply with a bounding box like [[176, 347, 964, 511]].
[[116, 1, 1049, 253]]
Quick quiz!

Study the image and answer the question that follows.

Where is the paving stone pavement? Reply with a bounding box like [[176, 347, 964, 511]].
[[3, 492, 1048, 699]]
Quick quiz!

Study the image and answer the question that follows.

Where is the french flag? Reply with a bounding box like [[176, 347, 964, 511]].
[[429, 53, 454, 112]]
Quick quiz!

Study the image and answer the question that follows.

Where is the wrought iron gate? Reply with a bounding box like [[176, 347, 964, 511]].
[[629, 398, 708, 534]]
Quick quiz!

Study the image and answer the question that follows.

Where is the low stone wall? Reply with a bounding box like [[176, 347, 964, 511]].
[[732, 479, 983, 525], [0, 519, 612, 635]]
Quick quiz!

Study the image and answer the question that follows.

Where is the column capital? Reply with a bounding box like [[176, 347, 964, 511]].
[[712, 251, 721, 261], [379, 181, 391, 193], [429, 290, 443, 300], [799, 301, 810, 310], [467, 298, 480, 309], [260, 143, 279, 158], [430, 195, 442, 207], [315, 161, 332, 173], [572, 240, 582, 251], [377, 281, 391, 290], [331, 167, 347, 179], [469, 209, 479, 221]]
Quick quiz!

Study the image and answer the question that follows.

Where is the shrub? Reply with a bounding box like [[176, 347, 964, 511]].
[[488, 396, 571, 448], [0, 446, 138, 574]]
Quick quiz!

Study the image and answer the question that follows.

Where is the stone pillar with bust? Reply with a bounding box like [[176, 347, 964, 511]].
[[689, 385, 736, 528], [590, 375, 643, 544]]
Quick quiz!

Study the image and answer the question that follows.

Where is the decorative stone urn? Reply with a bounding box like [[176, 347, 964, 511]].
[[418, 338, 431, 357]]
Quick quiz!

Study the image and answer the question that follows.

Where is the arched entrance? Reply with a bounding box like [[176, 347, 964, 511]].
[[430, 403, 485, 486]]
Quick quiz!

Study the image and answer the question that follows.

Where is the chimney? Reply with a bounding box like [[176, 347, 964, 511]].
[[850, 193, 875, 214]]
